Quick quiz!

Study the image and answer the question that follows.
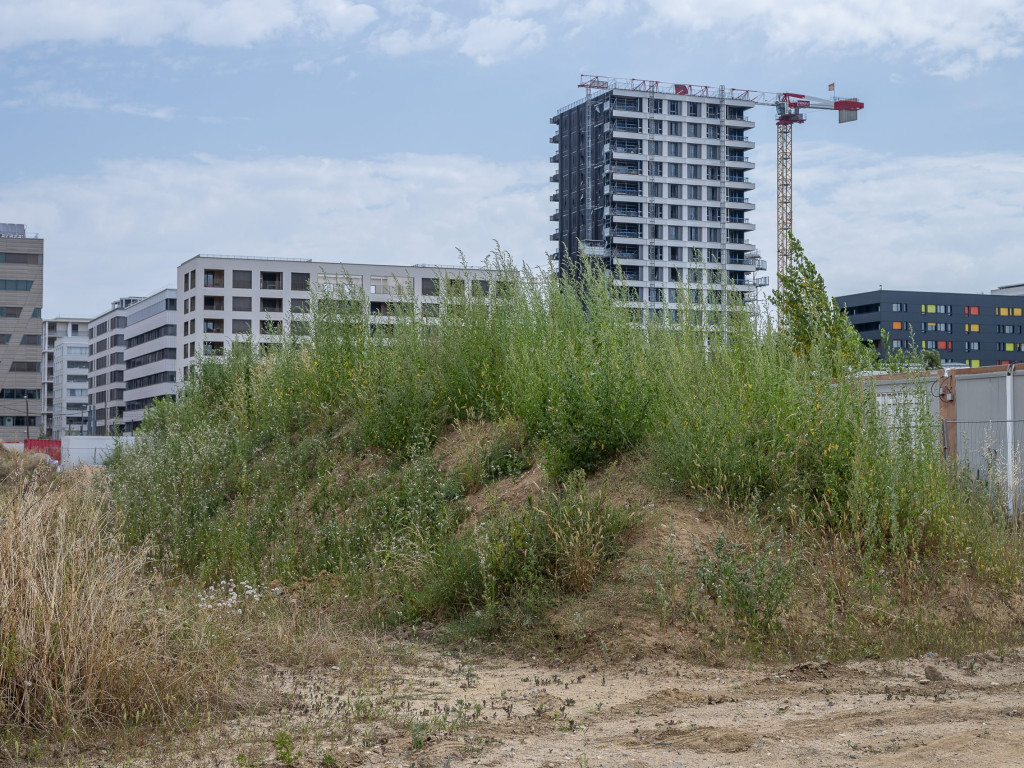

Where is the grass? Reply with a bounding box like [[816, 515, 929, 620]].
[[0, 454, 236, 738], [13, 242, 1024, 747]]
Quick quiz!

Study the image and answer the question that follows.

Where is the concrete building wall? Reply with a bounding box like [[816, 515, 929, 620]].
[[176, 255, 492, 382], [837, 288, 1024, 368], [88, 289, 177, 435], [550, 81, 767, 315], [0, 226, 44, 441]]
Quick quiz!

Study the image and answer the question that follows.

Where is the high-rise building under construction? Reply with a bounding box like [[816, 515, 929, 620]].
[[549, 77, 768, 310]]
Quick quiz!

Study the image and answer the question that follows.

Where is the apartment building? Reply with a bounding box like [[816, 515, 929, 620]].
[[550, 77, 768, 312], [41, 317, 89, 437], [0, 223, 44, 441], [837, 287, 1024, 368], [176, 255, 492, 381], [88, 289, 177, 435]]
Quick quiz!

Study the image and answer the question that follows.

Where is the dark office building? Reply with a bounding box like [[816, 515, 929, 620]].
[[549, 77, 768, 309], [836, 287, 1024, 367]]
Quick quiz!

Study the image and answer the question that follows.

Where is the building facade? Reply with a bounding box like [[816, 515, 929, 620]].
[[176, 255, 492, 381], [837, 288, 1024, 368], [42, 317, 89, 437], [88, 289, 177, 435], [0, 223, 44, 441], [550, 78, 768, 312]]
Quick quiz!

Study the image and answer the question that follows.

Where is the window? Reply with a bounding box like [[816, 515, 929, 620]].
[[650, 204, 663, 218], [20, 335, 40, 345], [668, 100, 682, 115], [687, 206, 701, 221], [647, 140, 662, 155], [686, 123, 701, 138], [203, 296, 224, 311], [706, 145, 720, 160], [687, 102, 699, 117], [9, 361, 40, 372], [232, 296, 252, 312], [260, 297, 283, 313], [997, 306, 1023, 317], [649, 98, 662, 113], [706, 228, 721, 243], [706, 187, 720, 201], [667, 142, 683, 157], [260, 319, 283, 334], [668, 204, 683, 219], [667, 163, 682, 177], [260, 271, 283, 290], [687, 144, 701, 159], [232, 270, 252, 289], [0, 389, 39, 399], [667, 226, 684, 240], [688, 227, 702, 241], [687, 185, 702, 200], [125, 325, 176, 348], [126, 348, 176, 369], [706, 104, 720, 119], [232, 319, 252, 334], [0, 253, 39, 264], [687, 164, 702, 179], [965, 323, 980, 333], [706, 166, 721, 181], [0, 280, 33, 290], [706, 125, 720, 139], [648, 162, 663, 176], [649, 182, 662, 196], [648, 119, 662, 134], [668, 184, 683, 198], [203, 318, 224, 334], [0, 307, 21, 318], [203, 269, 224, 288], [706, 208, 720, 222], [291, 297, 310, 312], [667, 121, 682, 136], [892, 302, 907, 312], [965, 305, 980, 316]]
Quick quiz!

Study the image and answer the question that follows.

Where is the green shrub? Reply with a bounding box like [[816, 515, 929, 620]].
[[694, 532, 795, 636]]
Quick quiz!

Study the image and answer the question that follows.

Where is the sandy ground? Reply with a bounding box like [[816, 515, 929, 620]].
[[39, 642, 1024, 768]]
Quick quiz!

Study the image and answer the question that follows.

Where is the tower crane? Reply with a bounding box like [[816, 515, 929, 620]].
[[576, 76, 864, 294], [773, 90, 864, 289]]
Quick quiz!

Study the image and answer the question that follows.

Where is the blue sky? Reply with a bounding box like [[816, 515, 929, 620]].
[[1, 0, 1022, 316]]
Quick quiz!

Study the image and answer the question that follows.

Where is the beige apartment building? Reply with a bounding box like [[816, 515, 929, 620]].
[[0, 224, 44, 441]]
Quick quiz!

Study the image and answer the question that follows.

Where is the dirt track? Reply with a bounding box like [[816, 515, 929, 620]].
[[73, 642, 1018, 768], [367, 647, 1024, 768]]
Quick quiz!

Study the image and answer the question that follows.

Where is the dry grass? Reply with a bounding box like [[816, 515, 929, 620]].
[[0, 464, 236, 737]]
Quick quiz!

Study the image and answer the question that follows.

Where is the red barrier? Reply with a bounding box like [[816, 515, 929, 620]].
[[25, 439, 61, 463]]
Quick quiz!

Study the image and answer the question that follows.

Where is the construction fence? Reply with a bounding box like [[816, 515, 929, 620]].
[[872, 365, 1024, 515]]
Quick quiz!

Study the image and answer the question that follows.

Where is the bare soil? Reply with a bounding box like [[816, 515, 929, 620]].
[[31, 643, 1024, 768]]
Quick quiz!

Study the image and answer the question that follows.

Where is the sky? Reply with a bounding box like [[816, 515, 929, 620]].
[[1, 0, 1023, 317]]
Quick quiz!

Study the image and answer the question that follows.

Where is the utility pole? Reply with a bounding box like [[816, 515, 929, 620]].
[[23, 394, 29, 441]]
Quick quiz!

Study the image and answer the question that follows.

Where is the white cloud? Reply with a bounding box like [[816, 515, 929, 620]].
[[110, 103, 176, 119], [458, 16, 545, 65], [3, 81, 175, 119], [754, 144, 1024, 297], [375, 6, 545, 64], [0, 153, 551, 316], [640, 0, 1024, 77], [0, 0, 377, 49]]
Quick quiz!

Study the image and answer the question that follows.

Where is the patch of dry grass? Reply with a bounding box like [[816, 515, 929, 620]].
[[0, 466, 236, 737]]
